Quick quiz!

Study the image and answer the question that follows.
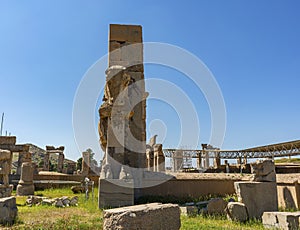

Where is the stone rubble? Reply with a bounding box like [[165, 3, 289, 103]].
[[26, 195, 79, 207]]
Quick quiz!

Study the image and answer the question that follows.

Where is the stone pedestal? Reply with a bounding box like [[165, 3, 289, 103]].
[[0, 197, 18, 225], [234, 181, 278, 219], [16, 162, 34, 196], [98, 179, 134, 208]]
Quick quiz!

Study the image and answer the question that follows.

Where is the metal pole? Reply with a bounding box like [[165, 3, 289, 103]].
[[0, 113, 4, 136]]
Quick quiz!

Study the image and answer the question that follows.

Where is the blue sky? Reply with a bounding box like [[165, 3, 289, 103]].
[[1, 1, 300, 161]]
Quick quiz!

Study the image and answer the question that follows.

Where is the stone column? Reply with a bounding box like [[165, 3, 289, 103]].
[[154, 144, 165, 172], [214, 153, 221, 168], [43, 152, 50, 171], [197, 152, 202, 169], [16, 162, 34, 196], [57, 153, 64, 173], [82, 151, 90, 176]]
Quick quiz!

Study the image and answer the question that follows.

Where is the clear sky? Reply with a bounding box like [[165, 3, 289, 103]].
[[1, 0, 300, 161]]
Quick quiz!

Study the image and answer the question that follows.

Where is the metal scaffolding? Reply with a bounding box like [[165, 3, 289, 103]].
[[163, 140, 300, 165]]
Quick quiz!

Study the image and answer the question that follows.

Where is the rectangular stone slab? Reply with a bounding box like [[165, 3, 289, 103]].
[[234, 181, 278, 219], [103, 203, 181, 230]]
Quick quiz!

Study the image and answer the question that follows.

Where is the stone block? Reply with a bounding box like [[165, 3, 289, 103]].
[[226, 202, 248, 222], [251, 159, 276, 182], [235, 182, 278, 219], [110, 24, 142, 43], [103, 203, 180, 230], [0, 185, 13, 198], [262, 211, 300, 230], [98, 179, 134, 208], [0, 197, 18, 225], [0, 136, 16, 145], [207, 198, 228, 215], [180, 206, 198, 216]]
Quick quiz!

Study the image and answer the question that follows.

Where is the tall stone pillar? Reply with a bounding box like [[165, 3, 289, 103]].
[[57, 153, 64, 173], [43, 153, 50, 171], [98, 24, 146, 208], [82, 151, 90, 176], [154, 144, 165, 172], [16, 162, 34, 196]]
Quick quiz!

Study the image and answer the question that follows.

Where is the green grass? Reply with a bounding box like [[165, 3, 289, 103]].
[[181, 215, 264, 230], [5, 187, 264, 229]]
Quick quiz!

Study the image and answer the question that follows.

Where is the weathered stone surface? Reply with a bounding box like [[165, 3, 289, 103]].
[[103, 203, 180, 230], [180, 206, 198, 216], [235, 181, 278, 219], [109, 24, 142, 43], [98, 179, 134, 208], [226, 202, 248, 222], [251, 159, 276, 182], [0, 136, 16, 145], [262, 211, 300, 230], [0, 185, 13, 198], [0, 197, 18, 225], [207, 198, 228, 215]]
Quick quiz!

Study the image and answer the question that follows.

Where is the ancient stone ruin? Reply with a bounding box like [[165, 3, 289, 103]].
[[226, 159, 278, 221], [43, 146, 65, 173]]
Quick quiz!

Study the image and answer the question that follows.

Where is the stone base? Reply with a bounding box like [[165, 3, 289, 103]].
[[98, 179, 134, 208], [262, 211, 300, 230], [0, 185, 13, 198], [103, 203, 181, 230], [0, 196, 18, 225], [234, 181, 278, 219], [16, 182, 35, 196]]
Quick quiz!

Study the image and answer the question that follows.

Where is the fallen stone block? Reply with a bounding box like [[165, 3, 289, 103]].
[[262, 211, 300, 230], [235, 181, 278, 219], [103, 203, 181, 230], [180, 206, 198, 216], [207, 198, 228, 215], [225, 202, 248, 222], [0, 197, 18, 225]]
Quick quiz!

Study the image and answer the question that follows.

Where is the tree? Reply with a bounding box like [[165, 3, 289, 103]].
[[76, 157, 82, 171]]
